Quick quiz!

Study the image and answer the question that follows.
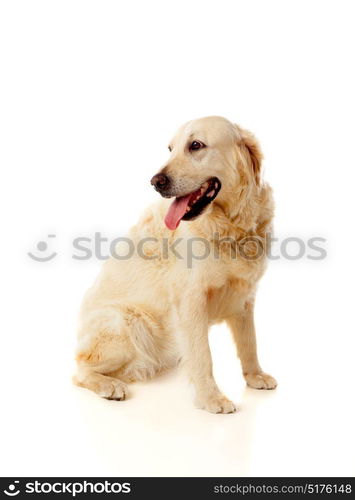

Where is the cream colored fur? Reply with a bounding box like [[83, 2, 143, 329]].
[[74, 116, 277, 413]]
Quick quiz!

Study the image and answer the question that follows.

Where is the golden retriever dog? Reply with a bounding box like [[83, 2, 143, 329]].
[[74, 116, 277, 413]]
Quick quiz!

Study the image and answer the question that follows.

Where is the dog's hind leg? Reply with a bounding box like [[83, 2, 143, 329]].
[[74, 365, 128, 400], [74, 305, 168, 399]]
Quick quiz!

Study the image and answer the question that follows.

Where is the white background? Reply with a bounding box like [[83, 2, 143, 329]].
[[1, 0, 354, 477]]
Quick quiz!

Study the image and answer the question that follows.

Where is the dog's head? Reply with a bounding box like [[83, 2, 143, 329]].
[[151, 116, 262, 230]]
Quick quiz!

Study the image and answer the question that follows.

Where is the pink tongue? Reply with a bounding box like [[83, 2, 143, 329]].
[[164, 194, 193, 230]]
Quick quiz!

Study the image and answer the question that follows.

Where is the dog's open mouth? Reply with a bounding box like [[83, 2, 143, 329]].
[[164, 177, 221, 230]]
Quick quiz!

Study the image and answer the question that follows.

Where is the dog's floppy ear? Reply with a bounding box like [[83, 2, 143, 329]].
[[236, 126, 263, 187]]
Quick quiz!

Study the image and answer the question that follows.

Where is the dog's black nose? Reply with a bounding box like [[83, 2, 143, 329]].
[[150, 173, 170, 191]]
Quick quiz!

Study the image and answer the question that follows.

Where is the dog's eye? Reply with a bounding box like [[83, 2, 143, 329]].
[[189, 140, 205, 152], [168, 146, 172, 152]]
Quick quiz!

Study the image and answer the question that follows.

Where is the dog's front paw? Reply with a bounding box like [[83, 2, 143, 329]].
[[195, 393, 236, 414], [245, 372, 277, 390]]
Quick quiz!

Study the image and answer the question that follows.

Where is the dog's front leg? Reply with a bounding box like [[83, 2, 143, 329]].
[[227, 300, 277, 390], [178, 293, 235, 414]]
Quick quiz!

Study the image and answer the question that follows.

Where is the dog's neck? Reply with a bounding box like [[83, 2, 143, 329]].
[[191, 182, 274, 241]]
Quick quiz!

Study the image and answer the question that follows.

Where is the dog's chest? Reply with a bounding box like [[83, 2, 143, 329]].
[[206, 258, 265, 321], [206, 276, 250, 321]]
